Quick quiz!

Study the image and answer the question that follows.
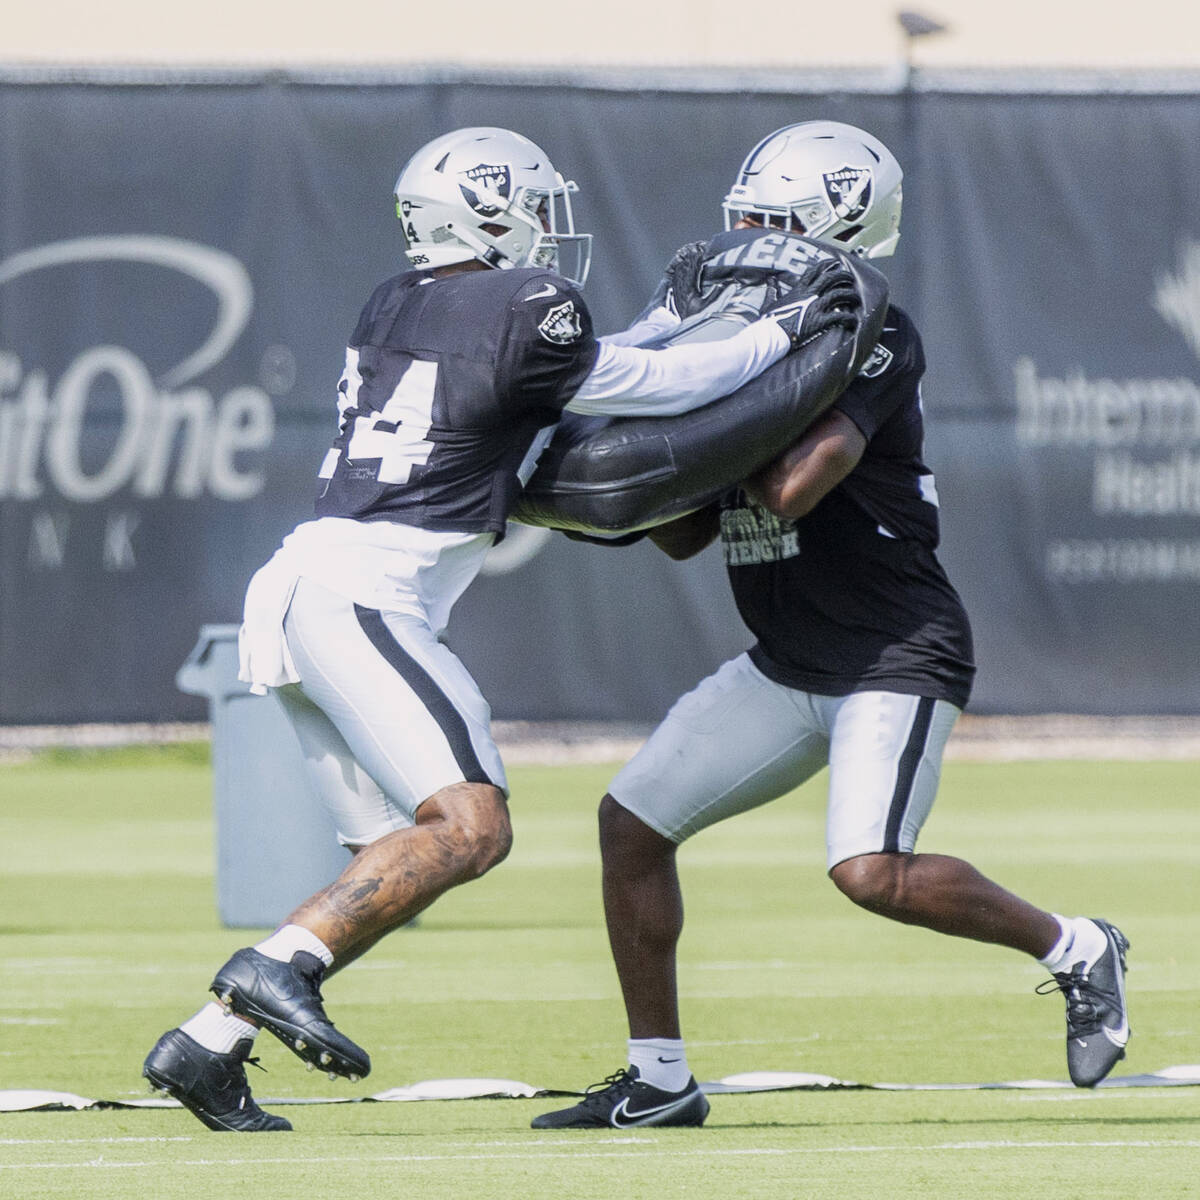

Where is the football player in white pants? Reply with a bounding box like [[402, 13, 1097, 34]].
[[533, 121, 1130, 1131], [142, 124, 855, 1132]]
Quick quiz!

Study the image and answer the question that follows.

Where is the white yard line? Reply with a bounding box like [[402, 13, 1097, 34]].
[[5, 1139, 1200, 1170], [0, 1137, 194, 1146]]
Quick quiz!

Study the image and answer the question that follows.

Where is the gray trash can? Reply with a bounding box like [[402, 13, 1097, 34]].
[[177, 625, 350, 928]]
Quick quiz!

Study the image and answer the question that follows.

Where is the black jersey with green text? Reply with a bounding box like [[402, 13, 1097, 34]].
[[720, 305, 975, 707], [315, 267, 599, 535]]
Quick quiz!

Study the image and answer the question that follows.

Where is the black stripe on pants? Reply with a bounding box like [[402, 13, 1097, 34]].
[[883, 697, 935, 852], [353, 604, 494, 788]]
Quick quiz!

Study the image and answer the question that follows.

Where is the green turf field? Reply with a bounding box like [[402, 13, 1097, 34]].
[[1, 745, 1198, 1198]]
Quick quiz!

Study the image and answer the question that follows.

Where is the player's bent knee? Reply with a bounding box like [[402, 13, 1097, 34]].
[[420, 783, 513, 878], [465, 792, 513, 877], [829, 852, 909, 914], [599, 794, 675, 865]]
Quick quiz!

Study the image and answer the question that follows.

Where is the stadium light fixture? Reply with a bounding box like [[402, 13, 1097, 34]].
[[898, 9, 948, 40]]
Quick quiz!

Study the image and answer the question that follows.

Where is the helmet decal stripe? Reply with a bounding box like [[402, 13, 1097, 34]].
[[739, 128, 786, 179]]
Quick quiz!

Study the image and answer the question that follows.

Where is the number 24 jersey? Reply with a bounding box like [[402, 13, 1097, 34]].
[[315, 266, 600, 536]]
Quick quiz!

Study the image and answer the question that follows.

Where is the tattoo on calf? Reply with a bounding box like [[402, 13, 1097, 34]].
[[327, 876, 383, 920]]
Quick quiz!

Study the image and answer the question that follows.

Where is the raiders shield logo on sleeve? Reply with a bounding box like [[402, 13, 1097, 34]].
[[857, 341, 894, 378], [537, 300, 583, 344]]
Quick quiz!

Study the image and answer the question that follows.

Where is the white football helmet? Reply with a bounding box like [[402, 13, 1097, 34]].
[[722, 121, 903, 258], [393, 127, 592, 285]]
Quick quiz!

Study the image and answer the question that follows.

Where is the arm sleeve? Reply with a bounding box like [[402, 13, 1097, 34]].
[[833, 315, 923, 439], [598, 305, 682, 348], [567, 318, 790, 417], [500, 274, 600, 410]]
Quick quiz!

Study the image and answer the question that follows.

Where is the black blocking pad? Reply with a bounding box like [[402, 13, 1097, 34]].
[[513, 231, 889, 534]]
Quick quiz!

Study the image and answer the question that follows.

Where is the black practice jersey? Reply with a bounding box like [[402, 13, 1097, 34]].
[[315, 267, 600, 535], [720, 305, 975, 708]]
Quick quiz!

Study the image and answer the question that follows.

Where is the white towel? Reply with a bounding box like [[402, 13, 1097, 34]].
[[237, 548, 302, 694]]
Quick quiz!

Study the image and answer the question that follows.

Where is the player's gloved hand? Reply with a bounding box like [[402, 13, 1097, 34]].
[[638, 240, 708, 321], [760, 259, 862, 349]]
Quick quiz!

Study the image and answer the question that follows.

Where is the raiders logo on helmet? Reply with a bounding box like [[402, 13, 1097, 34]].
[[537, 300, 583, 345], [823, 166, 873, 222], [459, 163, 513, 218]]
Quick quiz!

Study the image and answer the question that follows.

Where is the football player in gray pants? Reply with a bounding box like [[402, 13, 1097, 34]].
[[142, 124, 854, 1132], [534, 121, 1130, 1131]]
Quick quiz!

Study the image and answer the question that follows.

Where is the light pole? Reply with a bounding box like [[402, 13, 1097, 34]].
[[896, 10, 949, 319], [898, 9, 949, 92]]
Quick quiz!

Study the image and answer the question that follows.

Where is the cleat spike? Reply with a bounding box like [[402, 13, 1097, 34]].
[[294, 1038, 306, 1051], [305, 1062, 315, 1072], [348, 1074, 360, 1083], [319, 1052, 332, 1066], [327, 1071, 338, 1081]]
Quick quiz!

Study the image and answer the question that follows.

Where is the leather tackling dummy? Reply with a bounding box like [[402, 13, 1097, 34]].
[[512, 228, 889, 535]]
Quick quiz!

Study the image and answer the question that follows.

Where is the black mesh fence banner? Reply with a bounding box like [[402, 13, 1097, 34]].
[[1, 78, 1197, 721]]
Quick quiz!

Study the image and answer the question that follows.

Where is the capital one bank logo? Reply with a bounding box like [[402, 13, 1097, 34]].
[[0, 235, 285, 509]]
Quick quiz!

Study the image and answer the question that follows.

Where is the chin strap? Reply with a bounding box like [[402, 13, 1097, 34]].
[[443, 221, 511, 270]]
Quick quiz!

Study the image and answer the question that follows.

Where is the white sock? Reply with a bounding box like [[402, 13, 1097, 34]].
[[628, 1037, 692, 1092], [180, 1002, 258, 1054], [1040, 915, 1107, 973], [255, 923, 334, 968], [1039, 914, 1074, 969]]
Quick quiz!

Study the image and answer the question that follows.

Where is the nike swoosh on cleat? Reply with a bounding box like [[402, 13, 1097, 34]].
[[656, 1056, 681, 1063], [523, 284, 557, 301], [609, 1092, 697, 1128], [259, 975, 298, 1002], [1103, 1021, 1129, 1047]]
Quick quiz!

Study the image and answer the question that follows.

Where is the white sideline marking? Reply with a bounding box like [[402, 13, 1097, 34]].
[[0, 1137, 193, 1146], [0, 1135, 646, 1151], [689, 1036, 822, 1048], [1017, 1090, 1199, 1104], [5, 1140, 1200, 1170], [695, 961, 797, 971], [7, 1064, 1200, 1114]]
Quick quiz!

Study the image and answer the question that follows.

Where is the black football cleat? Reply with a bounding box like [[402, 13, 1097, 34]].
[[1037, 918, 1131, 1087], [211, 948, 370, 1081], [531, 1067, 710, 1129], [142, 1028, 292, 1132]]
